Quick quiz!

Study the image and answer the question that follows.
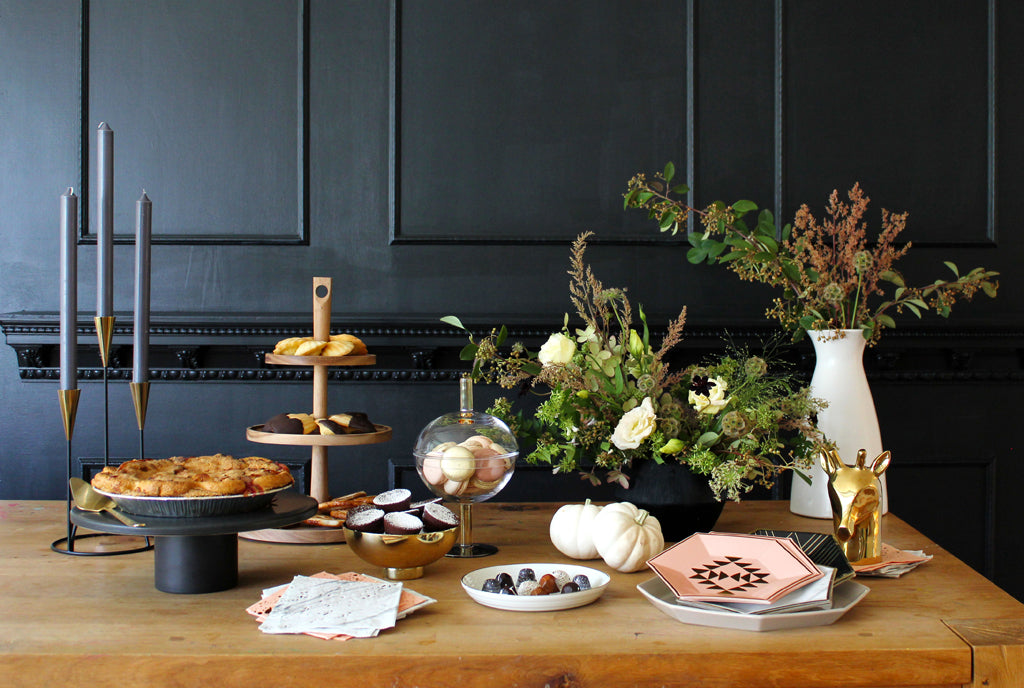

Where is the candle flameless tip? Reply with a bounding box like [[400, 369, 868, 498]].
[[98, 122, 112, 131]]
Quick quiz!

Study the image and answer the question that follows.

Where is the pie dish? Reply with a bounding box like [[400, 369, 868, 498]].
[[461, 563, 609, 612], [93, 484, 293, 517], [647, 532, 823, 604]]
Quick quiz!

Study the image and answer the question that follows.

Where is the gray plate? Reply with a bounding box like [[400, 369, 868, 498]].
[[94, 484, 292, 517]]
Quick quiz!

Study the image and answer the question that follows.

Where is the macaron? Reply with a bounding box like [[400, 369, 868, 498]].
[[441, 445, 477, 481], [475, 456, 507, 482], [420, 456, 446, 486]]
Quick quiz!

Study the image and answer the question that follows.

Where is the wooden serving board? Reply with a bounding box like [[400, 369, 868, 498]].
[[246, 424, 392, 446], [238, 523, 347, 544]]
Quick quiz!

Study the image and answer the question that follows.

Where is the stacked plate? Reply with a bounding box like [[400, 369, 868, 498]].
[[639, 532, 869, 632]]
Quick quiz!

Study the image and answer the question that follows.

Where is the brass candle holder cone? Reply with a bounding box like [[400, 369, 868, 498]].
[[130, 381, 150, 431], [94, 315, 115, 367], [57, 389, 81, 441]]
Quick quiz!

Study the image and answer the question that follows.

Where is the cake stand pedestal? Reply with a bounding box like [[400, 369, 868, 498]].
[[70, 490, 317, 593]]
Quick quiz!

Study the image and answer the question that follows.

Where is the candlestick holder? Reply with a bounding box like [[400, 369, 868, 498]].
[[51, 325, 152, 557], [94, 315, 115, 466], [130, 380, 150, 459]]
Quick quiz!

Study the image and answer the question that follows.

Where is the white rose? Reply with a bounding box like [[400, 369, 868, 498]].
[[611, 397, 657, 450], [688, 377, 729, 415], [538, 332, 575, 366]]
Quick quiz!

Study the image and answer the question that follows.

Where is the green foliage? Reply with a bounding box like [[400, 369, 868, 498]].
[[624, 166, 1000, 346], [443, 234, 825, 501]]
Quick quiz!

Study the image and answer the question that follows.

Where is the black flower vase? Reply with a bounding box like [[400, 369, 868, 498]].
[[614, 461, 725, 542]]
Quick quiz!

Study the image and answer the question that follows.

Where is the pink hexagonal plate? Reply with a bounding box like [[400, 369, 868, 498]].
[[647, 532, 824, 604]]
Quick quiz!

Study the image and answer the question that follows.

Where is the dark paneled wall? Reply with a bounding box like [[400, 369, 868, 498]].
[[2, 1, 1022, 599]]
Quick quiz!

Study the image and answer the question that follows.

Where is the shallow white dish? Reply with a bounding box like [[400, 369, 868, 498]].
[[462, 563, 610, 612], [637, 576, 869, 632]]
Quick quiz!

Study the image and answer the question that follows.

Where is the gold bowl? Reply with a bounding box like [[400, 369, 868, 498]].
[[343, 526, 459, 580]]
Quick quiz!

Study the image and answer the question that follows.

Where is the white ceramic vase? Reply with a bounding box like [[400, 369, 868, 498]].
[[790, 329, 888, 518]]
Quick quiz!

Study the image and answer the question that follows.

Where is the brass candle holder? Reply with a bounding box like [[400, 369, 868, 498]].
[[130, 380, 150, 458], [51, 318, 153, 556], [94, 315, 115, 466]]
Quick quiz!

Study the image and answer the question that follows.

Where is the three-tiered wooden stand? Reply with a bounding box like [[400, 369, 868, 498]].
[[241, 276, 391, 544]]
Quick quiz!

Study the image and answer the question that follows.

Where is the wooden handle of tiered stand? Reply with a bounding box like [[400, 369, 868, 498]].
[[310, 276, 332, 503]]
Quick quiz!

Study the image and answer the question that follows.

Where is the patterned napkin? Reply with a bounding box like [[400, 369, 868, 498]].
[[246, 571, 436, 640], [852, 544, 932, 577]]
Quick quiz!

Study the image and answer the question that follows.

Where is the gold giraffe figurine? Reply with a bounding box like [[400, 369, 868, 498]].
[[820, 448, 891, 565]]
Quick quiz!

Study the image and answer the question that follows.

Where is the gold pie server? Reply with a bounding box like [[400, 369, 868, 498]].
[[70, 478, 145, 528]]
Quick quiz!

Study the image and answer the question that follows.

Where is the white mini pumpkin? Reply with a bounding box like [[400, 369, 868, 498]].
[[592, 501, 665, 572], [549, 499, 603, 560]]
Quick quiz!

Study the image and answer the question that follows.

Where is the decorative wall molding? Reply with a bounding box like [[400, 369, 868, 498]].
[[4, 313, 1023, 384], [77, 0, 311, 245]]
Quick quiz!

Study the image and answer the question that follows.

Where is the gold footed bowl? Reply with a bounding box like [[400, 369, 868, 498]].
[[343, 526, 459, 580]]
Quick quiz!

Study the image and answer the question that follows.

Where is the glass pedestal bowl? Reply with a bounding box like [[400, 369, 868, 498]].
[[413, 377, 518, 557]]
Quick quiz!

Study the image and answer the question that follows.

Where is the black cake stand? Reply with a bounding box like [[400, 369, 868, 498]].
[[70, 490, 317, 594]]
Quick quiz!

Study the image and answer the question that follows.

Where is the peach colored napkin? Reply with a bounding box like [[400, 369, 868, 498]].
[[852, 544, 932, 577], [246, 571, 435, 641]]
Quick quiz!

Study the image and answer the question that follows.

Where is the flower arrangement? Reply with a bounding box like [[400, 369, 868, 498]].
[[624, 163, 999, 345], [443, 232, 824, 501]]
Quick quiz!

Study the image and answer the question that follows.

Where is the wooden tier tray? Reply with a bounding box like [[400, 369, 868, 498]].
[[246, 424, 392, 446], [264, 353, 375, 366]]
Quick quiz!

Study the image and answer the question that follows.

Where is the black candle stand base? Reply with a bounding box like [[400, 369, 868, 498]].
[[50, 530, 154, 556], [155, 534, 237, 593]]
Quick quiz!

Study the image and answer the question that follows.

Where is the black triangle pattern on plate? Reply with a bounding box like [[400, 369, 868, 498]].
[[689, 558, 771, 592]]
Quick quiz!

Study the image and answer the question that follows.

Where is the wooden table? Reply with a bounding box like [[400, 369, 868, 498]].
[[2, 500, 1022, 688]]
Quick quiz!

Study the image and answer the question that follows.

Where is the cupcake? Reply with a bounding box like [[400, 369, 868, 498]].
[[345, 507, 385, 533], [373, 488, 412, 513], [421, 502, 459, 531], [383, 511, 423, 535]]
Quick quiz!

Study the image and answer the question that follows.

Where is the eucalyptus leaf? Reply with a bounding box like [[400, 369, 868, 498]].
[[697, 431, 720, 447], [879, 270, 904, 287], [687, 247, 708, 264], [440, 315, 466, 330], [732, 199, 758, 214], [459, 342, 478, 361]]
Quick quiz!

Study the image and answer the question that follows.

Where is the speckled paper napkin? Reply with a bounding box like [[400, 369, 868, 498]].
[[853, 543, 932, 577], [246, 571, 436, 641]]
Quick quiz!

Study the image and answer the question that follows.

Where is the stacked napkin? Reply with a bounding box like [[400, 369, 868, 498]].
[[853, 544, 932, 578], [246, 571, 435, 640]]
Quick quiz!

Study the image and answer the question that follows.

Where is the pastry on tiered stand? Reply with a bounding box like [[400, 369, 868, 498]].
[[242, 276, 391, 544]]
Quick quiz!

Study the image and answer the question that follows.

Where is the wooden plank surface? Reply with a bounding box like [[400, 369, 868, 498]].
[[1, 500, 1021, 688]]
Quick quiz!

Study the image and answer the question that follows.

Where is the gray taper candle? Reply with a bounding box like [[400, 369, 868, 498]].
[[133, 191, 151, 383], [96, 122, 113, 317], [60, 188, 78, 390]]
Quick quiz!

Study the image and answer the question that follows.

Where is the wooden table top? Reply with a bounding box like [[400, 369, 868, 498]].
[[2, 499, 1023, 688]]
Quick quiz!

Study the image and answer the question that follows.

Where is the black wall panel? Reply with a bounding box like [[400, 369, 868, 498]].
[[2, 0, 1022, 602]]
